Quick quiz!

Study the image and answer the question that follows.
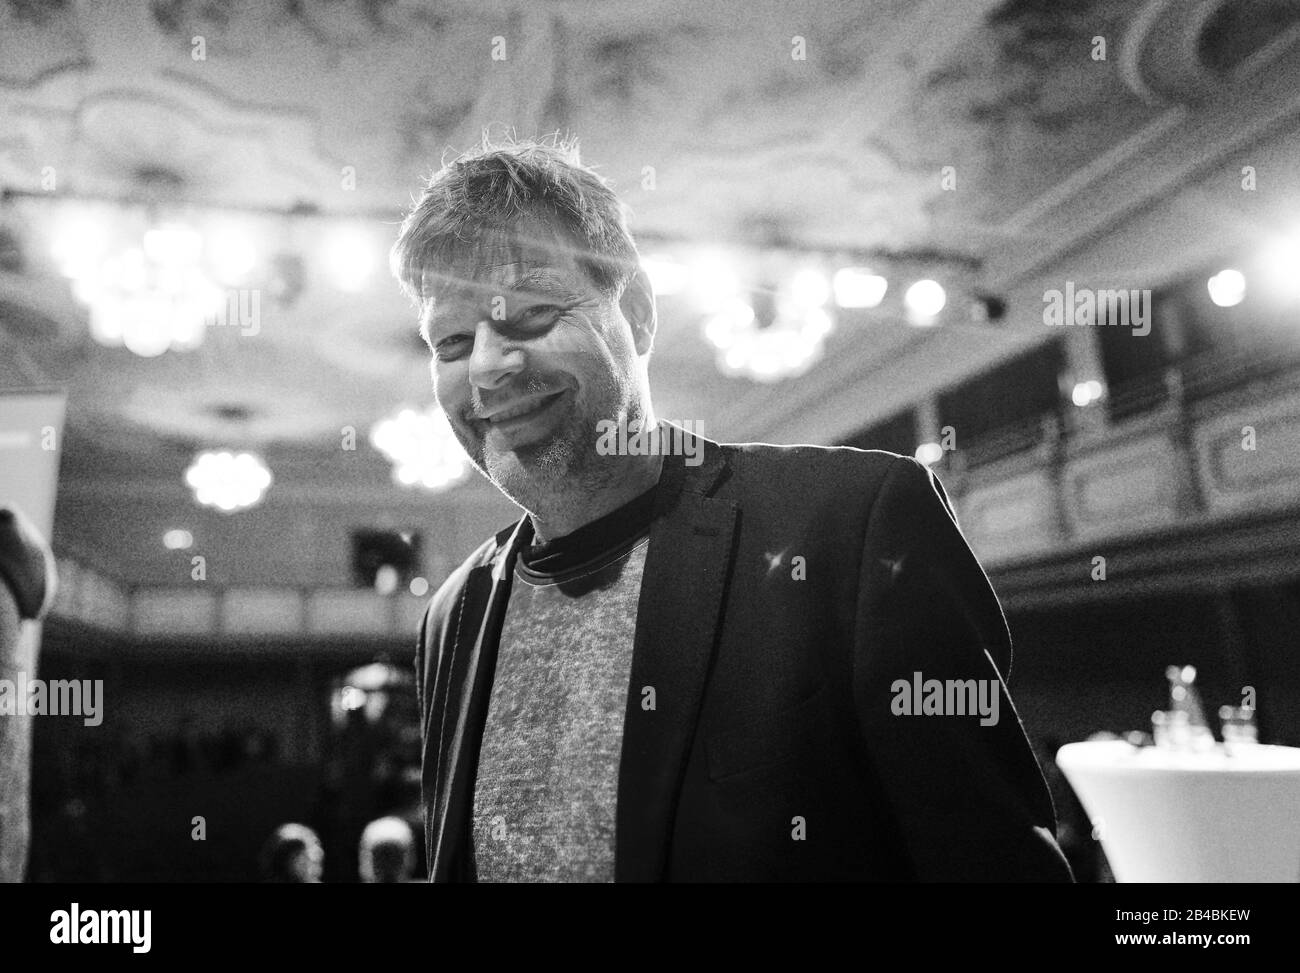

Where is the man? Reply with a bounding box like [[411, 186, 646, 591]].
[[393, 137, 1072, 882]]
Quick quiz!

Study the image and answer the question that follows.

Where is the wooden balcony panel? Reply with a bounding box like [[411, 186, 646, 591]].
[[131, 588, 218, 637], [304, 588, 390, 636], [957, 469, 1059, 566], [1192, 389, 1300, 516], [51, 557, 130, 631], [220, 588, 305, 636], [1061, 432, 1182, 540]]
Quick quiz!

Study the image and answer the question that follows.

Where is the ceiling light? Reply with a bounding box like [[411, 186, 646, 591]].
[[641, 254, 688, 296], [374, 564, 399, 596], [50, 208, 110, 281], [184, 450, 273, 512], [789, 267, 831, 308], [1206, 268, 1246, 308], [703, 298, 756, 350], [163, 529, 193, 550], [1257, 238, 1300, 303], [833, 267, 888, 308], [687, 251, 743, 311], [1071, 379, 1104, 407], [904, 279, 946, 322], [324, 226, 376, 293], [207, 224, 257, 283], [914, 442, 944, 465], [370, 406, 470, 491], [143, 224, 203, 265]]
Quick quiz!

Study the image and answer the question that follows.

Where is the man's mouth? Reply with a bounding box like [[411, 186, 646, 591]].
[[477, 389, 568, 430]]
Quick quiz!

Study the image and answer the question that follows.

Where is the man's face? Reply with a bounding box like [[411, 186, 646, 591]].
[[421, 214, 646, 507]]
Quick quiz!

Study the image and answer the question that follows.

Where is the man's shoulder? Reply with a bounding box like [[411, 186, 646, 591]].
[[715, 438, 914, 494]]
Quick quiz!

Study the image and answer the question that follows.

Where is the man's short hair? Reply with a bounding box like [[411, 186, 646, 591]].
[[390, 134, 641, 322]]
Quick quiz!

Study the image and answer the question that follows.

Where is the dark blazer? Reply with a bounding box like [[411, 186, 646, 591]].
[[414, 430, 1072, 882], [0, 505, 57, 882]]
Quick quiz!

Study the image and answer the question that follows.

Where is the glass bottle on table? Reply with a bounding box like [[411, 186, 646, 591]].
[[1165, 665, 1214, 751], [1219, 704, 1259, 754]]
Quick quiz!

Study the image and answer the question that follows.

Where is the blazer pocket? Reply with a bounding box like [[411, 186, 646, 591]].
[[706, 684, 827, 782]]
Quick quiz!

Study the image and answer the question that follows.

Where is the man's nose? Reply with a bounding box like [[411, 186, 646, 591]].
[[467, 319, 524, 391]]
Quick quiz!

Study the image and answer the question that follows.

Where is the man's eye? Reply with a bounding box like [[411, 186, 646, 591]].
[[434, 336, 470, 360], [517, 305, 563, 326]]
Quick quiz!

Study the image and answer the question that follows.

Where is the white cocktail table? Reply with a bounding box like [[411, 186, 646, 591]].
[[1056, 740, 1300, 882]]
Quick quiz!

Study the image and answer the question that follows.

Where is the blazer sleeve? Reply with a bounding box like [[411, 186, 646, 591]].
[[851, 455, 1073, 882]]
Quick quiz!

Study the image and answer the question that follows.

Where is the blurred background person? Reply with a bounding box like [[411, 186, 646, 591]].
[[258, 822, 324, 884], [358, 815, 416, 883]]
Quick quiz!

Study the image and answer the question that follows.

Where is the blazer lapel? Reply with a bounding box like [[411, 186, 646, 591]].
[[615, 436, 737, 881], [429, 516, 531, 881]]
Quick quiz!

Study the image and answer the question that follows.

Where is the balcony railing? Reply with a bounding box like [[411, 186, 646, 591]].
[[940, 344, 1300, 568]]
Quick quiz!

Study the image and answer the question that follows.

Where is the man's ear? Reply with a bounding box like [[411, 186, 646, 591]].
[[619, 266, 657, 357]]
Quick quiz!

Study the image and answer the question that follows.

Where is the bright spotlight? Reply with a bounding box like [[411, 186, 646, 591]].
[[904, 279, 946, 321], [1258, 238, 1300, 303], [914, 442, 943, 466], [51, 212, 109, 280], [340, 685, 365, 711], [121, 296, 175, 358], [374, 564, 399, 596], [642, 255, 687, 296], [163, 529, 193, 550], [143, 224, 202, 266], [789, 267, 831, 308], [207, 225, 257, 283], [688, 251, 742, 311], [324, 227, 375, 292], [1071, 380, 1104, 407], [703, 298, 755, 350], [1206, 268, 1246, 308], [833, 267, 888, 308]]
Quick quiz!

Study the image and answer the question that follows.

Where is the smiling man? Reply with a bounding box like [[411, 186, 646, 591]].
[[393, 136, 1072, 883]]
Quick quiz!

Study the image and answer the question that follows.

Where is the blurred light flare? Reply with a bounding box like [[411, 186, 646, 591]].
[[370, 406, 470, 491], [325, 227, 376, 292], [833, 267, 888, 309], [1206, 268, 1246, 308], [1072, 379, 1105, 407], [1257, 238, 1300, 303], [914, 442, 944, 466], [184, 450, 273, 512], [162, 529, 193, 550], [905, 279, 947, 322], [641, 254, 688, 296]]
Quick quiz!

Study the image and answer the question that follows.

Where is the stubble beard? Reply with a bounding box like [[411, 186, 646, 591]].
[[457, 373, 635, 516]]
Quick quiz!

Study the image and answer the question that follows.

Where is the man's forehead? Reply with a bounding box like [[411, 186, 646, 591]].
[[420, 220, 589, 303]]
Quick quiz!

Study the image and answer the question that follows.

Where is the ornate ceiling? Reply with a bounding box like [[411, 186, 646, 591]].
[[1, 0, 1295, 499]]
